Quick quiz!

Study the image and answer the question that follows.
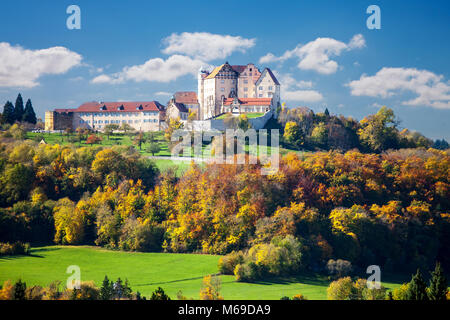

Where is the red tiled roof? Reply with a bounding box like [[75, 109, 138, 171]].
[[54, 108, 74, 113], [174, 92, 198, 104], [223, 98, 272, 106], [231, 65, 247, 73], [55, 101, 165, 113]]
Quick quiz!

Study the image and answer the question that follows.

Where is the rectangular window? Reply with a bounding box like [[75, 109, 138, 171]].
[[244, 87, 248, 92], [259, 86, 263, 90], [221, 88, 225, 92], [244, 79, 248, 84]]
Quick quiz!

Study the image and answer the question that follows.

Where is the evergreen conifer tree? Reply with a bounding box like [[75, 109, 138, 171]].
[[428, 262, 448, 301], [23, 99, 37, 124], [406, 269, 429, 300], [100, 275, 113, 300], [14, 93, 24, 122], [13, 279, 27, 300], [2, 101, 15, 124]]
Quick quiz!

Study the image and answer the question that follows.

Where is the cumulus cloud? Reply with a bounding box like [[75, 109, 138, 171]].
[[92, 55, 206, 84], [347, 67, 450, 109], [283, 90, 324, 102], [92, 32, 254, 84], [259, 34, 365, 75], [348, 34, 366, 49], [162, 32, 256, 61], [154, 91, 172, 96], [0, 42, 82, 88], [276, 72, 323, 102]]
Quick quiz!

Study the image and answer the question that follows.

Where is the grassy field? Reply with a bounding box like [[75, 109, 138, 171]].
[[0, 246, 404, 300], [215, 113, 265, 120], [27, 131, 174, 157]]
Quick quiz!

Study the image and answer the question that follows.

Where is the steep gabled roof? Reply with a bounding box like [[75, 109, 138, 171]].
[[174, 91, 198, 104], [255, 68, 280, 86], [57, 101, 165, 113], [205, 64, 225, 79], [231, 65, 247, 73], [171, 102, 189, 113], [223, 98, 272, 106]]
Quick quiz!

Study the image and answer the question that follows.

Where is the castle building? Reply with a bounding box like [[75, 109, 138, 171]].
[[166, 91, 200, 122], [45, 101, 166, 132], [197, 62, 280, 119]]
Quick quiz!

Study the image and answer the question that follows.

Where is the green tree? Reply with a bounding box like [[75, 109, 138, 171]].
[[358, 106, 399, 152], [14, 94, 24, 122], [119, 122, 134, 136], [100, 275, 113, 300], [104, 124, 119, 140], [150, 287, 170, 300], [406, 269, 429, 300], [283, 121, 303, 148], [146, 141, 161, 156], [13, 279, 26, 300], [310, 122, 328, 147], [22, 99, 37, 124], [428, 262, 448, 301], [2, 101, 15, 124]]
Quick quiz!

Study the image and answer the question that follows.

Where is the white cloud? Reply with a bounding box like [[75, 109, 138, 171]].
[[348, 34, 366, 49], [155, 91, 172, 96], [347, 67, 450, 109], [259, 34, 365, 75], [276, 72, 323, 102], [0, 42, 82, 88], [283, 90, 324, 102], [162, 32, 256, 61], [92, 55, 206, 84]]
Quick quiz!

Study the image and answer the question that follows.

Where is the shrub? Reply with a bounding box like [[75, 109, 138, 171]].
[[0, 242, 30, 256], [218, 251, 245, 275], [232, 235, 303, 282], [326, 259, 352, 278], [70, 281, 100, 300], [292, 293, 308, 300]]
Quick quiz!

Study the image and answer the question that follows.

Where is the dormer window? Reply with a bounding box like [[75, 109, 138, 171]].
[[136, 105, 143, 110], [117, 105, 124, 111], [100, 105, 107, 111]]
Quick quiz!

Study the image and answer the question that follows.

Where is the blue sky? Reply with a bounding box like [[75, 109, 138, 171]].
[[0, 0, 449, 139]]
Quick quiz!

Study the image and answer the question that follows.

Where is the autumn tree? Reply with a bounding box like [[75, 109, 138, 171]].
[[86, 134, 102, 145], [164, 117, 184, 143], [199, 275, 223, 300]]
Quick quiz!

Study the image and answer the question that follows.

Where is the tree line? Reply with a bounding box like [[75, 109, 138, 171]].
[[1, 93, 37, 125], [278, 106, 449, 152]]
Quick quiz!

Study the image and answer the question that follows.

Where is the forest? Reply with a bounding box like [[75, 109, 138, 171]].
[[0, 102, 449, 291]]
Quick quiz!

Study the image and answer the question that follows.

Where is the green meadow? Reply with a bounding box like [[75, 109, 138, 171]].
[[0, 246, 403, 300]]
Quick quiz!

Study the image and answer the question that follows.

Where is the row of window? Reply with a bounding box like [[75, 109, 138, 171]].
[[80, 119, 158, 124], [78, 112, 158, 117]]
